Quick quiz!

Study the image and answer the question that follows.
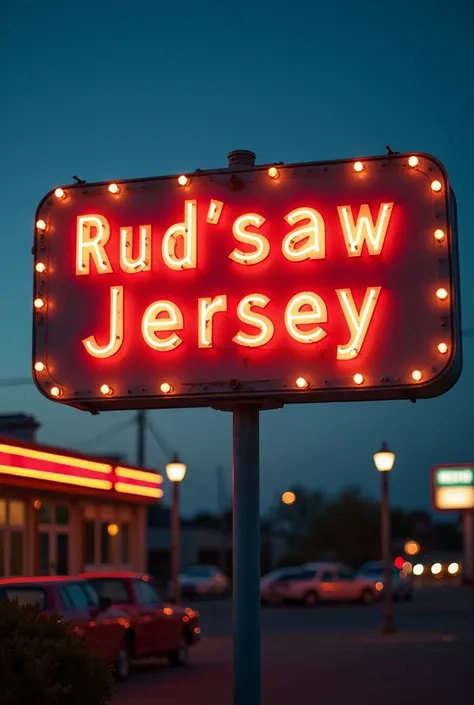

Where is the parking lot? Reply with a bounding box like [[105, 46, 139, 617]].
[[114, 586, 473, 705]]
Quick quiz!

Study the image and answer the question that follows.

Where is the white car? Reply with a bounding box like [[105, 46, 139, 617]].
[[357, 561, 413, 601], [260, 566, 307, 604], [178, 565, 230, 598], [263, 562, 379, 606]]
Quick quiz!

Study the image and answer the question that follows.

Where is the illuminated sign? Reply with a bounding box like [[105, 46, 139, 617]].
[[432, 465, 474, 511], [32, 153, 462, 412], [0, 441, 163, 500]]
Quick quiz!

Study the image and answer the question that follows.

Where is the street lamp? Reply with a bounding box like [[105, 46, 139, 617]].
[[166, 455, 187, 603], [373, 441, 396, 634]]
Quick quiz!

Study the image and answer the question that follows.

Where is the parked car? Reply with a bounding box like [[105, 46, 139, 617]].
[[261, 566, 308, 604], [82, 572, 200, 667], [357, 561, 414, 601], [178, 565, 230, 598], [264, 562, 379, 605], [0, 576, 131, 679]]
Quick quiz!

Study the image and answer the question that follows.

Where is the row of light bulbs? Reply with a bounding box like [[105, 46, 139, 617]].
[[34, 359, 451, 400], [34, 156, 443, 218]]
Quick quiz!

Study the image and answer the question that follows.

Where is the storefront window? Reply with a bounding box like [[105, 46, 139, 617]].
[[0, 500, 25, 577], [55, 506, 69, 526], [9, 501, 25, 527], [39, 533, 50, 575], [100, 522, 111, 564], [84, 521, 95, 564], [121, 523, 130, 564], [39, 503, 52, 525], [56, 534, 69, 575]]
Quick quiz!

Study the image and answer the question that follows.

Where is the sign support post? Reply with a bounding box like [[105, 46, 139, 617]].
[[232, 405, 261, 705], [463, 512, 474, 585]]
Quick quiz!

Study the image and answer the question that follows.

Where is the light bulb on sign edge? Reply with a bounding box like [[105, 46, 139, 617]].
[[268, 166, 279, 179], [408, 156, 419, 168], [100, 384, 113, 396], [295, 377, 309, 389], [35, 262, 46, 273], [412, 370, 423, 382], [34, 298, 45, 309], [436, 287, 448, 301], [50, 386, 62, 398], [36, 219, 47, 231], [353, 161, 364, 172], [178, 175, 190, 187], [54, 188, 66, 199], [160, 382, 173, 393], [431, 180, 442, 192], [438, 342, 448, 354], [353, 373, 364, 385], [34, 361, 45, 372], [434, 229, 445, 242], [108, 183, 120, 194]]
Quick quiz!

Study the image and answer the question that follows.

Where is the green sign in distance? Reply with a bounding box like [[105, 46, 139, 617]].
[[435, 468, 474, 487]]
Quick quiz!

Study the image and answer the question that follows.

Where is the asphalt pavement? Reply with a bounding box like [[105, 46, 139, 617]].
[[114, 586, 473, 705]]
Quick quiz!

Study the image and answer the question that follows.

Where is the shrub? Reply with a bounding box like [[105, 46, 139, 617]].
[[0, 599, 114, 705]]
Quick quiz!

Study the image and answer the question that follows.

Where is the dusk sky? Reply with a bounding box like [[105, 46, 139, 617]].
[[2, 0, 473, 517]]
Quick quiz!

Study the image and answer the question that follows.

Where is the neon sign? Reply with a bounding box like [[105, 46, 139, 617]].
[[432, 465, 474, 511], [32, 153, 462, 411]]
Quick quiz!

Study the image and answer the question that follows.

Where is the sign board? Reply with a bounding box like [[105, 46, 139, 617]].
[[432, 465, 474, 511], [32, 153, 461, 412]]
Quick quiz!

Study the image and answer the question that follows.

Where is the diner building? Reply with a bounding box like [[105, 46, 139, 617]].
[[0, 414, 162, 578]]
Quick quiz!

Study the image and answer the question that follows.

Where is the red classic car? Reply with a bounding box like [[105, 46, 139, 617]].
[[0, 576, 131, 679], [81, 572, 200, 667]]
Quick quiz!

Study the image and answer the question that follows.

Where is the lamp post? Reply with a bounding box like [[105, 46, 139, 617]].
[[166, 455, 187, 603], [373, 442, 396, 634]]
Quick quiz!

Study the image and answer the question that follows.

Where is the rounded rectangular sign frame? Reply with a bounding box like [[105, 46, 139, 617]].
[[32, 152, 462, 412]]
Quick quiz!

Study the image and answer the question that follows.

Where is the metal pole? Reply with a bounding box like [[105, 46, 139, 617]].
[[171, 481, 181, 603], [381, 471, 396, 633], [136, 410, 147, 467], [233, 406, 261, 705], [463, 512, 474, 585], [217, 464, 228, 573]]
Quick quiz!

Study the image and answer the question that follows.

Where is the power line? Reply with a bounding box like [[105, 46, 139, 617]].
[[75, 417, 134, 450], [146, 417, 175, 460]]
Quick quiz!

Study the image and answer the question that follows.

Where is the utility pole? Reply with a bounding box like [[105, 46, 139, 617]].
[[136, 411, 147, 467], [217, 464, 228, 574]]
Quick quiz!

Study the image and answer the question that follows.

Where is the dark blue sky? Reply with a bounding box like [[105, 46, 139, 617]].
[[2, 0, 473, 516]]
